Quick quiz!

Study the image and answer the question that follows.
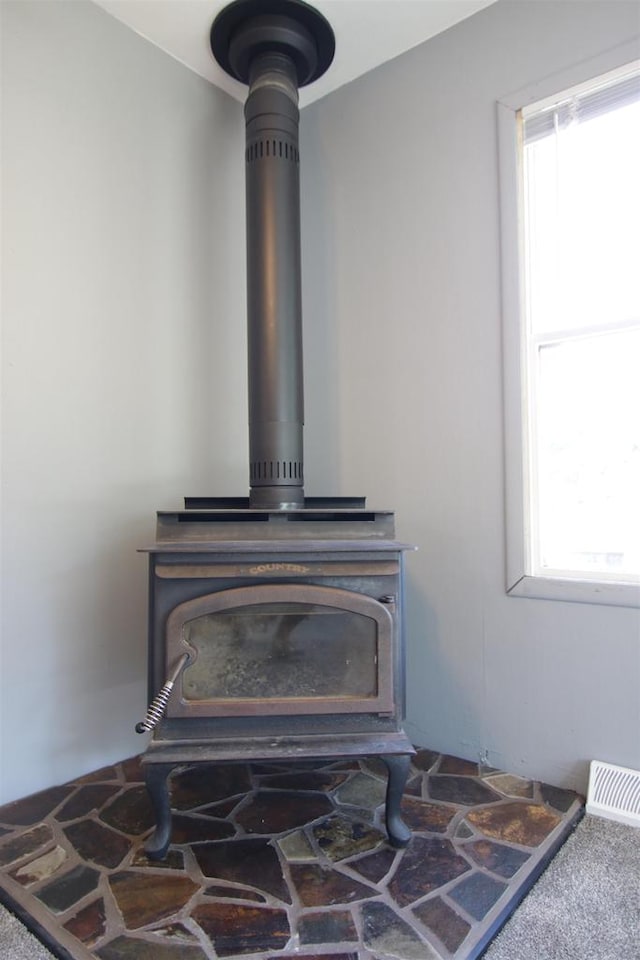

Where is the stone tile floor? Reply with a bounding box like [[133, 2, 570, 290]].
[[0, 750, 582, 960]]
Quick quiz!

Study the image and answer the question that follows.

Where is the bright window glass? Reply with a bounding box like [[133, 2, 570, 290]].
[[521, 64, 640, 583]]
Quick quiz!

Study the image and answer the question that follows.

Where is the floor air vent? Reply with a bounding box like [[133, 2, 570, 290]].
[[586, 760, 640, 827]]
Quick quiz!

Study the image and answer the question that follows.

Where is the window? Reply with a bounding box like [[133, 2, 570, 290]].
[[499, 51, 640, 607]]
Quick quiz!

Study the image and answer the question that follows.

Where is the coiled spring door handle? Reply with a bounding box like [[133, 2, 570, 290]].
[[135, 653, 190, 733]]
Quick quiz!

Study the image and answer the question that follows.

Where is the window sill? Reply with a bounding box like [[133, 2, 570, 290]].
[[507, 574, 640, 608]]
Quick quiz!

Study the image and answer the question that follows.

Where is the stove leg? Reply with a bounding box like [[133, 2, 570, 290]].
[[382, 754, 411, 848], [143, 763, 174, 861]]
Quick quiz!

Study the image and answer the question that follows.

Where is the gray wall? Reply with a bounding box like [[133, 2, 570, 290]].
[[1, 0, 245, 803], [300, 0, 640, 791]]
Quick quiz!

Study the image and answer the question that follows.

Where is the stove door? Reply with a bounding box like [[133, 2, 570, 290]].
[[165, 584, 395, 717]]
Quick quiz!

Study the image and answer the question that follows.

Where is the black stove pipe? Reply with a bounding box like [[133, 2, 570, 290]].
[[211, 0, 334, 509], [245, 51, 304, 508]]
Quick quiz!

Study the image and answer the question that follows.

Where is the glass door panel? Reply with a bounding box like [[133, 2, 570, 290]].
[[182, 602, 377, 702], [165, 584, 394, 717]]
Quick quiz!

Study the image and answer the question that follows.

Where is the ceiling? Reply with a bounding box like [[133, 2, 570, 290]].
[[92, 0, 497, 106]]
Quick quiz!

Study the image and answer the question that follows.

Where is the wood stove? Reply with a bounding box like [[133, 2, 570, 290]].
[[139, 499, 414, 858], [137, 0, 415, 860]]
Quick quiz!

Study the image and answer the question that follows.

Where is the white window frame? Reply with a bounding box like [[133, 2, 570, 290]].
[[497, 41, 640, 609]]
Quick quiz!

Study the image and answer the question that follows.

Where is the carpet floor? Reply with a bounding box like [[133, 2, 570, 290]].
[[483, 814, 640, 960], [0, 750, 582, 960]]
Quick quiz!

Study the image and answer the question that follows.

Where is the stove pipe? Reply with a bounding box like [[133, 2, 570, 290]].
[[211, 0, 335, 509]]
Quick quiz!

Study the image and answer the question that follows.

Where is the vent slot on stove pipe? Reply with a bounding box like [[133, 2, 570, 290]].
[[211, 0, 335, 511]]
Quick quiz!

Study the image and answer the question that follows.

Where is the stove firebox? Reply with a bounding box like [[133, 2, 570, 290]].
[[137, 0, 415, 860]]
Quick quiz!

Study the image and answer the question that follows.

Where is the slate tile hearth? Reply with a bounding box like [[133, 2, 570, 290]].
[[0, 750, 582, 960]]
